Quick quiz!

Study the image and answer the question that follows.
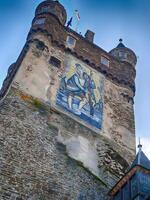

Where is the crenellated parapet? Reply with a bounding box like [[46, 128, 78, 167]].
[[0, 1, 137, 101], [27, 7, 136, 94]]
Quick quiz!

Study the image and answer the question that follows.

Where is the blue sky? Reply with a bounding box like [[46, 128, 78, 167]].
[[0, 0, 150, 156]]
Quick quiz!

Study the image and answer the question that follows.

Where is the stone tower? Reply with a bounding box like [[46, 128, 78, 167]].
[[0, 0, 137, 199]]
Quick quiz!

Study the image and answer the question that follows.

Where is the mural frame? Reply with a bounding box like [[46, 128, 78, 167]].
[[55, 54, 105, 132]]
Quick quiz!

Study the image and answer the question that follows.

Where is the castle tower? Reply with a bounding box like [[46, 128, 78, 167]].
[[34, 0, 67, 25], [109, 39, 137, 67], [0, 1, 137, 199]]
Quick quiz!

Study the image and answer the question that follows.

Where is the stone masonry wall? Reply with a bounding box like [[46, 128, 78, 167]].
[[0, 88, 133, 200], [12, 33, 136, 155], [0, 31, 136, 200]]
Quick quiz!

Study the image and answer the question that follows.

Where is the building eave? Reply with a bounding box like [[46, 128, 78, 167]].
[[109, 165, 150, 196]]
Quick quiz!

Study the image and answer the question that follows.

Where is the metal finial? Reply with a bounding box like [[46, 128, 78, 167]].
[[119, 38, 123, 43], [138, 138, 142, 151]]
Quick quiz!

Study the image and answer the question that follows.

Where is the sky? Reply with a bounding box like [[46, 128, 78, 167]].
[[0, 0, 150, 157]]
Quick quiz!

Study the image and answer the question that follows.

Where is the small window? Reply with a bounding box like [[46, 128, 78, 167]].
[[66, 36, 76, 48], [34, 18, 45, 25], [41, 6, 49, 13], [37, 6, 50, 14], [119, 51, 127, 59], [101, 56, 109, 67], [49, 56, 61, 68]]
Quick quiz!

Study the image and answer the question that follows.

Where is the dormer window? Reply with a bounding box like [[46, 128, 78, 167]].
[[66, 36, 76, 49], [34, 18, 45, 25], [101, 56, 110, 67], [49, 56, 61, 68]]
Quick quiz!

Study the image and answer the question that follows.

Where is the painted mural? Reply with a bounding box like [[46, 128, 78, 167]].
[[56, 55, 104, 129]]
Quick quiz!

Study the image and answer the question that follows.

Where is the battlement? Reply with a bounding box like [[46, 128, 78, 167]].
[[29, 10, 136, 93], [0, 0, 137, 101]]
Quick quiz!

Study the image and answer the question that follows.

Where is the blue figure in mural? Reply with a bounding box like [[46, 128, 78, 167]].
[[64, 63, 87, 111], [85, 71, 96, 116], [57, 59, 104, 129], [63, 65, 96, 116]]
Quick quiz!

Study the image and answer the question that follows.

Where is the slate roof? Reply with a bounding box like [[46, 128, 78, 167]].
[[130, 149, 150, 170], [116, 42, 126, 48], [109, 144, 150, 197]]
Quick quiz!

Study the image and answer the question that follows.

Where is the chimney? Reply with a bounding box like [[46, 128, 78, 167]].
[[85, 30, 95, 43]]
